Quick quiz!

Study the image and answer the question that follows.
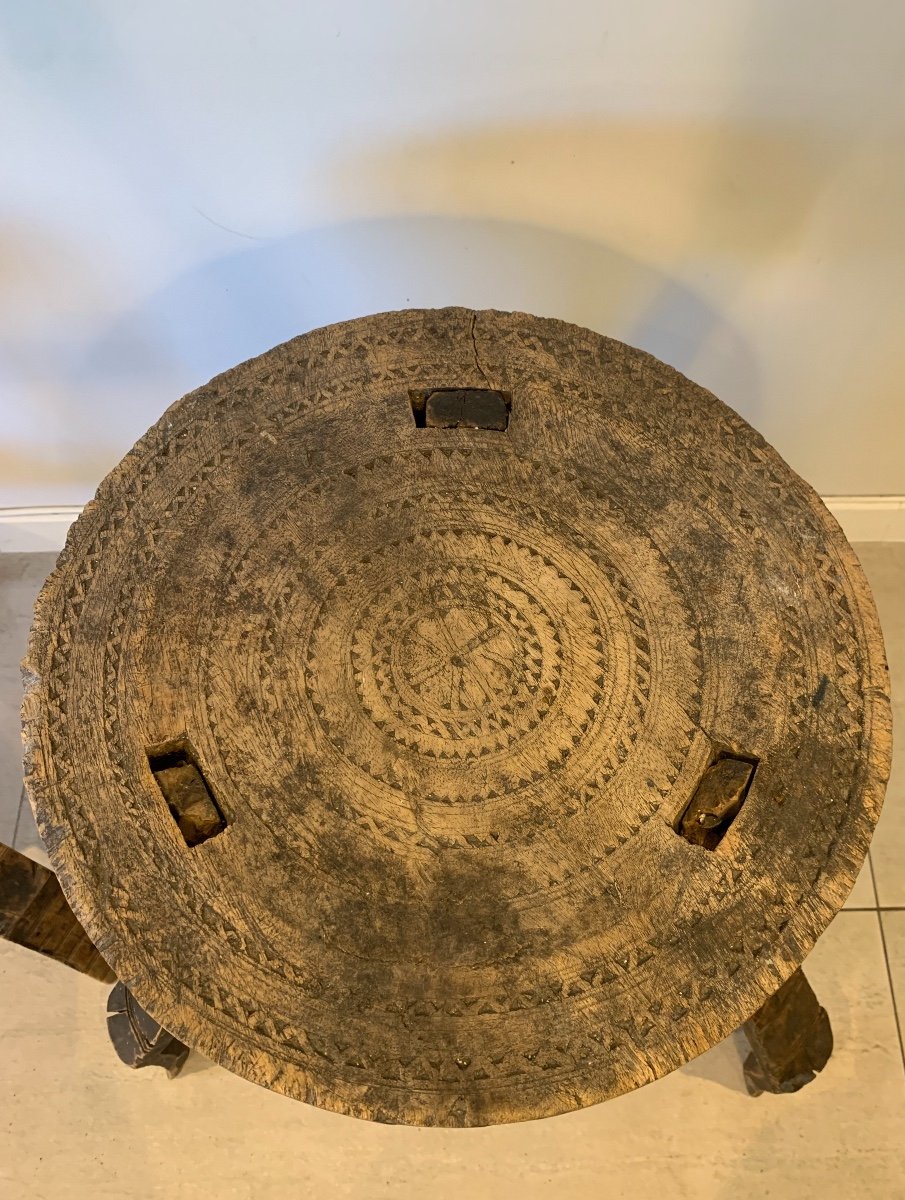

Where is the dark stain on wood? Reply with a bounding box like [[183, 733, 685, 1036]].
[[19, 308, 891, 1126]]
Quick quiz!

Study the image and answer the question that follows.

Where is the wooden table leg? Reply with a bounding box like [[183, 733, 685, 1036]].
[[741, 967, 833, 1096], [1, 840, 188, 1076], [107, 980, 189, 1077], [0, 842, 114, 982]]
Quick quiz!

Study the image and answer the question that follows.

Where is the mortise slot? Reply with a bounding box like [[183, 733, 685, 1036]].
[[148, 740, 226, 847], [409, 388, 510, 431], [676, 752, 758, 851]]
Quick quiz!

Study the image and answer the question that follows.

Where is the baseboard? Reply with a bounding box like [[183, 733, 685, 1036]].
[[1, 498, 904, 554], [0, 507, 85, 554], [822, 497, 905, 543]]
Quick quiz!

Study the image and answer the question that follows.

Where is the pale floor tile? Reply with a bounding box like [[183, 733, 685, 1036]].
[[870, 702, 905, 907], [12, 788, 50, 867], [0, 553, 56, 845], [0, 764, 18, 844], [0, 682, 24, 844], [1, 912, 902, 1200], [883, 908, 905, 1013], [853, 545, 904, 907], [854, 543, 905, 691], [843, 852, 877, 909]]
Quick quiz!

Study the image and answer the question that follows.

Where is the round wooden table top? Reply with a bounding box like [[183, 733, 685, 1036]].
[[24, 309, 891, 1126]]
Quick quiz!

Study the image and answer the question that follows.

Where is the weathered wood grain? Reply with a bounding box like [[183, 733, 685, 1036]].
[[20, 308, 891, 1125]]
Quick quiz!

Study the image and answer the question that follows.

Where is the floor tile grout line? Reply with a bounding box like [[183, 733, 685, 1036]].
[[869, 855, 905, 1079], [9, 784, 25, 849], [867, 849, 881, 907], [844, 906, 905, 912]]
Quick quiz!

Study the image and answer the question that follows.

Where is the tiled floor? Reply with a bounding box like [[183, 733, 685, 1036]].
[[1, 547, 903, 1199]]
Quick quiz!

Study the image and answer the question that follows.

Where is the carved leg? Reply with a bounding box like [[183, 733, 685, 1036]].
[[741, 968, 833, 1096], [1, 840, 189, 1076], [107, 981, 189, 1077], [0, 842, 114, 982]]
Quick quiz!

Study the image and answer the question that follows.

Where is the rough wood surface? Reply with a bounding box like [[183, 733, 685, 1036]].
[[0, 842, 114, 982], [741, 967, 833, 1095], [21, 308, 891, 1126]]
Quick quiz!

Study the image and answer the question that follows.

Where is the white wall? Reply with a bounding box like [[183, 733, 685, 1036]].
[[2, 0, 904, 507]]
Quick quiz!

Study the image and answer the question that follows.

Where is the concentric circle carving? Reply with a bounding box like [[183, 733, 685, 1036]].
[[356, 563, 558, 752], [22, 308, 891, 1128], [204, 478, 698, 821], [303, 522, 623, 801]]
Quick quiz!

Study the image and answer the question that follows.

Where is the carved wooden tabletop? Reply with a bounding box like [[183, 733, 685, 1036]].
[[22, 309, 891, 1125]]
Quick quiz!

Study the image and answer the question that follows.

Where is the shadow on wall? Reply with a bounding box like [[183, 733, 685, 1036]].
[[74, 215, 759, 472], [333, 119, 854, 259]]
